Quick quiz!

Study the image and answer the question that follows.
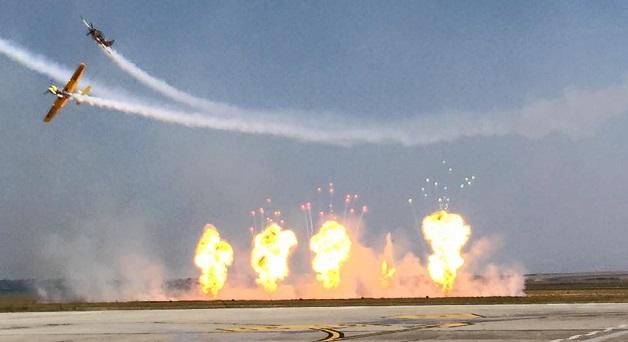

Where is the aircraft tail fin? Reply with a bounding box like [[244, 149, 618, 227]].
[[76, 85, 92, 105], [104, 40, 114, 47]]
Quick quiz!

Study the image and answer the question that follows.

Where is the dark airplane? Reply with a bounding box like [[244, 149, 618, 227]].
[[82, 17, 114, 48]]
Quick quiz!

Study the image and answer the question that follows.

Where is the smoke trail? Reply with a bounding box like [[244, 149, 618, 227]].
[[104, 47, 329, 125], [0, 38, 74, 84], [0, 37, 130, 100], [102, 44, 513, 139], [106, 48, 224, 112], [75, 92, 508, 145], [3, 36, 628, 146], [71, 94, 388, 145]]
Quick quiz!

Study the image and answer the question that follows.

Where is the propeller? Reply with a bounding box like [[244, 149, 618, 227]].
[[80, 16, 94, 30]]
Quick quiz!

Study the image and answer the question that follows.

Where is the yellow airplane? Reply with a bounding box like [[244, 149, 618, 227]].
[[43, 63, 92, 123]]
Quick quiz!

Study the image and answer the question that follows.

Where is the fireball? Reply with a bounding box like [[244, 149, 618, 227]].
[[421, 210, 471, 293], [380, 233, 396, 288], [310, 220, 352, 289], [194, 224, 234, 297], [251, 223, 298, 292], [380, 260, 396, 288]]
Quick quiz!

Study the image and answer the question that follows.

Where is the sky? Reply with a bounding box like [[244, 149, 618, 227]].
[[1, 1, 628, 282]]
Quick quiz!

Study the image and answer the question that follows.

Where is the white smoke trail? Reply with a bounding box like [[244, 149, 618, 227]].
[[0, 37, 131, 100], [71, 94, 401, 145], [104, 47, 319, 124], [106, 48, 225, 112], [0, 37, 74, 84], [2, 36, 628, 146]]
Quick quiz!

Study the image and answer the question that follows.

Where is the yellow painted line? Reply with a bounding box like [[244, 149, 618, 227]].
[[218, 323, 344, 333], [317, 328, 344, 341], [341, 322, 470, 340], [394, 313, 481, 320], [439, 322, 469, 328]]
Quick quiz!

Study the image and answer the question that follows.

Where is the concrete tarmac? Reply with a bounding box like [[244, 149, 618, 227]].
[[0, 303, 627, 341]]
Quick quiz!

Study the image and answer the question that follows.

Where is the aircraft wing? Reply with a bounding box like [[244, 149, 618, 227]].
[[63, 63, 86, 93], [43, 97, 69, 123]]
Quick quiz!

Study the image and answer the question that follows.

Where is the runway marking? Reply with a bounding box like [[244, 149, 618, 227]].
[[216, 320, 468, 340], [581, 330, 628, 342], [551, 323, 627, 341], [216, 323, 378, 333], [316, 328, 344, 342], [393, 313, 481, 320], [339, 322, 469, 340]]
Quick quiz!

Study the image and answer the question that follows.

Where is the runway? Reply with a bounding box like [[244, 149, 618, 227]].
[[0, 303, 627, 341]]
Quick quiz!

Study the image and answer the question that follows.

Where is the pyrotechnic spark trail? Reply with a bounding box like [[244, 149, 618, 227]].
[[421, 210, 471, 293], [250, 223, 298, 292], [307, 203, 314, 237], [194, 224, 234, 297], [416, 160, 477, 211], [301, 202, 315, 237], [357, 205, 368, 230], [310, 220, 352, 289]]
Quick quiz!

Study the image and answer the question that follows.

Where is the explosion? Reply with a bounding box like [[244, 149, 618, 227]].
[[310, 220, 352, 289], [251, 223, 298, 292], [193, 224, 234, 297], [380, 233, 396, 288], [421, 210, 471, 293], [380, 260, 396, 288]]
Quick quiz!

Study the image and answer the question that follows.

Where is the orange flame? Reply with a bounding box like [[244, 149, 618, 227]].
[[193, 224, 233, 297], [421, 210, 471, 293], [380, 233, 396, 288], [380, 260, 396, 288], [310, 220, 352, 289], [251, 223, 298, 292]]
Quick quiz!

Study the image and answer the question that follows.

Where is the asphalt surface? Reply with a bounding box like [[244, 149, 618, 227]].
[[0, 303, 627, 341]]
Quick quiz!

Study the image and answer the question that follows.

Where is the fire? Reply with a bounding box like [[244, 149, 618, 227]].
[[193, 224, 234, 297], [251, 223, 298, 292], [421, 210, 471, 293], [380, 233, 396, 288], [310, 220, 352, 289], [380, 260, 396, 288]]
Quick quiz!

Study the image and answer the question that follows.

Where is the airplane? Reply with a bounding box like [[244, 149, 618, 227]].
[[43, 63, 92, 123], [82, 17, 114, 48]]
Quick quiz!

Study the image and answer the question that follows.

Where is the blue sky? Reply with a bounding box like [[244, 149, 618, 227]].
[[1, 1, 628, 280]]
